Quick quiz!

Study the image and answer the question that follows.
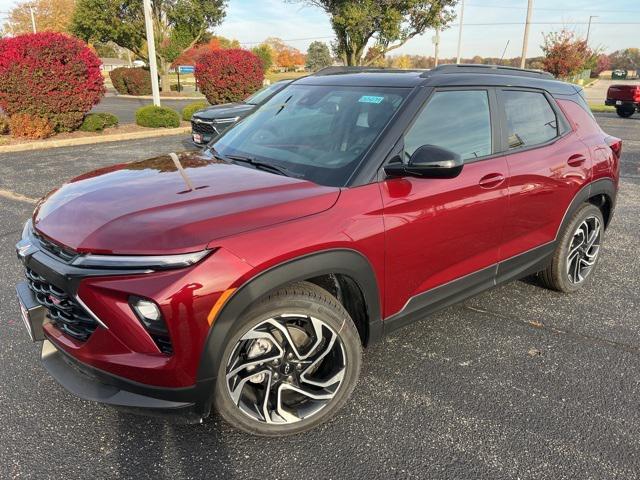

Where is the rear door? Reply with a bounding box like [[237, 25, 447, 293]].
[[497, 88, 592, 268], [380, 88, 509, 319]]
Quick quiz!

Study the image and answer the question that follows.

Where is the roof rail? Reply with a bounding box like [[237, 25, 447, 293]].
[[423, 64, 554, 79], [314, 66, 424, 76]]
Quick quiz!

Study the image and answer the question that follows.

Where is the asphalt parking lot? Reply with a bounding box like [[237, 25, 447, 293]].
[[0, 113, 639, 479]]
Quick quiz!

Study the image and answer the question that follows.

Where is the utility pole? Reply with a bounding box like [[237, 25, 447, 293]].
[[434, 27, 440, 67], [520, 0, 533, 69], [142, 0, 161, 106], [456, 0, 465, 64], [586, 15, 598, 45], [29, 5, 36, 33]]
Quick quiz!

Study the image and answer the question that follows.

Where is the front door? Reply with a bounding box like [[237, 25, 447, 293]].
[[380, 89, 509, 321]]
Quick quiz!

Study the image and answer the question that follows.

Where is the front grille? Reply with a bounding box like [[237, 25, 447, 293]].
[[191, 119, 218, 136], [25, 268, 97, 341], [33, 230, 77, 263]]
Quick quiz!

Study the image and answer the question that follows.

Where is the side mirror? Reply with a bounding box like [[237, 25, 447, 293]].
[[384, 145, 463, 179]]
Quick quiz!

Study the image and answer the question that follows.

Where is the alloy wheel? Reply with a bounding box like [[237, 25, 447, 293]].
[[566, 216, 601, 284], [225, 314, 346, 424]]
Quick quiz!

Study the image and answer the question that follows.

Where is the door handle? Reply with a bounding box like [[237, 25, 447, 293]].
[[567, 154, 587, 167], [478, 173, 505, 189]]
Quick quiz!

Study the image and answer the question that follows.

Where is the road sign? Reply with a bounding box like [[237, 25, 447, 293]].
[[178, 66, 195, 74]]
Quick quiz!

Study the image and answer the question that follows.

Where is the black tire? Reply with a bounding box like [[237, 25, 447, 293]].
[[616, 106, 635, 118], [539, 203, 604, 293], [213, 281, 362, 436]]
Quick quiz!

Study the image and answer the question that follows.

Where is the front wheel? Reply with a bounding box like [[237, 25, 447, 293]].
[[539, 203, 604, 293], [616, 106, 635, 118], [213, 281, 362, 436]]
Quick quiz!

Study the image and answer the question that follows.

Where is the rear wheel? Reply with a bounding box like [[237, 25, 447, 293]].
[[214, 281, 362, 436], [539, 203, 604, 293], [616, 106, 635, 118]]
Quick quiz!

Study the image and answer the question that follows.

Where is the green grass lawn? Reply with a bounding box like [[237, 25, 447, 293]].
[[589, 103, 616, 113], [266, 71, 309, 82]]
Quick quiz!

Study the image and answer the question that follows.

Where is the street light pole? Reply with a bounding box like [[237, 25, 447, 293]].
[[29, 6, 36, 33], [520, 0, 533, 69], [456, 0, 465, 64], [142, 0, 161, 107], [586, 15, 598, 45]]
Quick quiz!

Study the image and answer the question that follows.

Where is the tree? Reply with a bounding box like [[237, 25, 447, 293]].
[[541, 30, 590, 78], [306, 41, 332, 71], [3, 0, 76, 35], [392, 54, 413, 69], [609, 48, 640, 70], [71, 0, 226, 92], [292, 0, 457, 66], [252, 43, 275, 72], [171, 36, 239, 67]]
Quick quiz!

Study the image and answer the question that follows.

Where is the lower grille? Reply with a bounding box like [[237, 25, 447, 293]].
[[25, 268, 97, 341], [191, 120, 218, 135]]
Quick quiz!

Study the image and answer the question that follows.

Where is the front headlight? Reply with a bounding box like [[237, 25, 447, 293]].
[[71, 249, 212, 270]]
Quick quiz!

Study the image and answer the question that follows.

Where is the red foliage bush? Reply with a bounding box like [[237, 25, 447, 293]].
[[195, 49, 264, 104], [123, 68, 152, 95], [9, 114, 54, 139], [0, 32, 105, 133], [109, 67, 129, 94], [109, 67, 152, 95]]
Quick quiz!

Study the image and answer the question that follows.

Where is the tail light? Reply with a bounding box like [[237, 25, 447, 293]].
[[606, 136, 622, 160], [634, 86, 640, 102]]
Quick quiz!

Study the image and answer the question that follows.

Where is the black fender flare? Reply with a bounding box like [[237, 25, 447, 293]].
[[556, 178, 617, 238], [196, 248, 382, 386]]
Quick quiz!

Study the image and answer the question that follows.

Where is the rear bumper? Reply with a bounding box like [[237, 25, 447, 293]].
[[605, 99, 639, 108], [41, 339, 213, 422]]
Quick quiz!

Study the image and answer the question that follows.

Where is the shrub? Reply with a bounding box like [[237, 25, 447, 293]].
[[123, 68, 152, 95], [195, 49, 264, 104], [182, 102, 208, 121], [109, 67, 152, 95], [135, 105, 180, 128], [9, 114, 54, 139], [80, 113, 119, 132], [0, 32, 105, 133], [109, 67, 129, 94], [170, 84, 183, 92], [0, 114, 9, 135]]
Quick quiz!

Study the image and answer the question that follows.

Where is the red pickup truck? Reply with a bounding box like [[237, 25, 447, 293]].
[[606, 83, 640, 117]]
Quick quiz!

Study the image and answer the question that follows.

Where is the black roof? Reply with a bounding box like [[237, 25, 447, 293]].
[[297, 64, 579, 95]]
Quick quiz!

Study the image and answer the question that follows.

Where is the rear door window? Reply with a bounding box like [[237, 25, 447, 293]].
[[502, 90, 559, 149]]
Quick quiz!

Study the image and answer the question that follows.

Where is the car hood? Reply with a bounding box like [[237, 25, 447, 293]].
[[192, 103, 256, 121], [33, 152, 340, 255]]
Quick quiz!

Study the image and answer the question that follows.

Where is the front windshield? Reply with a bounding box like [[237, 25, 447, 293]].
[[212, 84, 409, 186], [245, 82, 286, 105]]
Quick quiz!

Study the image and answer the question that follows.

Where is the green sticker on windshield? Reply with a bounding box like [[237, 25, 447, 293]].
[[358, 95, 384, 104]]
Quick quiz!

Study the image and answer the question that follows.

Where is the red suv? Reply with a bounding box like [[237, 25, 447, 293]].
[[16, 65, 621, 436]]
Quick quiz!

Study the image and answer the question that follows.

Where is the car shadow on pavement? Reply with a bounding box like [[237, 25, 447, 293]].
[[115, 412, 234, 479]]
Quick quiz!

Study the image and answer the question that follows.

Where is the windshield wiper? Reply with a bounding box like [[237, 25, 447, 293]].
[[225, 154, 297, 178]]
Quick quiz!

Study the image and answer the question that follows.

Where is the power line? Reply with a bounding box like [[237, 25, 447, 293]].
[[465, 3, 640, 14], [239, 20, 640, 45]]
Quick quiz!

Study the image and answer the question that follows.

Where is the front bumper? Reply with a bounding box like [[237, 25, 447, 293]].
[[41, 339, 211, 422], [15, 221, 252, 418]]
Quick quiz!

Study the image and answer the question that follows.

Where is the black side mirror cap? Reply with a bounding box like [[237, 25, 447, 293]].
[[385, 145, 463, 179]]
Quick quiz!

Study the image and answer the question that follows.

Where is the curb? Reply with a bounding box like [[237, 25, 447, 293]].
[[0, 127, 191, 154], [115, 94, 207, 101]]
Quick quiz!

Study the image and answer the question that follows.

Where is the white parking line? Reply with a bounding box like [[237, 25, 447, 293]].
[[0, 189, 38, 204]]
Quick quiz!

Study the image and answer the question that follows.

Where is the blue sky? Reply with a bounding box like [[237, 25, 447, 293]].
[[1, 0, 638, 58]]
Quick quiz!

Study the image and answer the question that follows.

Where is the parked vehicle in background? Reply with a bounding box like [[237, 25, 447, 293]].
[[611, 69, 628, 80], [606, 84, 640, 117], [16, 65, 621, 436], [191, 80, 292, 146]]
